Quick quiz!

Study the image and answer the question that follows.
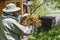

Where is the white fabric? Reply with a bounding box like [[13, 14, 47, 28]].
[[0, 13, 34, 40], [22, 13, 30, 17], [23, 1, 32, 6], [2, 18, 33, 34]]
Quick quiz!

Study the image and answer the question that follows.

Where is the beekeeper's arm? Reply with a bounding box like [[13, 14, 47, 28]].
[[2, 18, 32, 35], [17, 14, 30, 22]]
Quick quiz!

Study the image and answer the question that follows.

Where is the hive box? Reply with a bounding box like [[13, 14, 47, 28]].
[[39, 16, 55, 30]]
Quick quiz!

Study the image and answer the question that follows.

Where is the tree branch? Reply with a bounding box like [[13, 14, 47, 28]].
[[30, 0, 47, 15]]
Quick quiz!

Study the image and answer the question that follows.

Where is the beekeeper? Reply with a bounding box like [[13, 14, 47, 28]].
[[0, 3, 33, 40]]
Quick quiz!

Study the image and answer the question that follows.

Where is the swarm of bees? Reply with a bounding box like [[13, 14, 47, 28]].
[[20, 15, 42, 27]]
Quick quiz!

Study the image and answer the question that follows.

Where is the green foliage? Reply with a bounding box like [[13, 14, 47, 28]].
[[29, 25, 60, 40], [56, 2, 60, 8], [31, 0, 41, 7], [28, 0, 60, 40], [30, 0, 42, 14]]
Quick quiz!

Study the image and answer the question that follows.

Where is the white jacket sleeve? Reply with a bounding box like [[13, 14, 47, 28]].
[[17, 15, 22, 22], [2, 18, 33, 34]]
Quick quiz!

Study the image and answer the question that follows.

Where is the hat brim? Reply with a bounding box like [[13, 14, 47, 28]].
[[3, 7, 21, 12]]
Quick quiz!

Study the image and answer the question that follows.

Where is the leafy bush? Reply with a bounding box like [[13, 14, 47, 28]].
[[29, 25, 60, 40]]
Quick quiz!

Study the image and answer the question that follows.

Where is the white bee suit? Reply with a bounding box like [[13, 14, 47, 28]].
[[0, 13, 33, 40]]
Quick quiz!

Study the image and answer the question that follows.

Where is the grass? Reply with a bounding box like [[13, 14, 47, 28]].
[[29, 25, 60, 40]]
